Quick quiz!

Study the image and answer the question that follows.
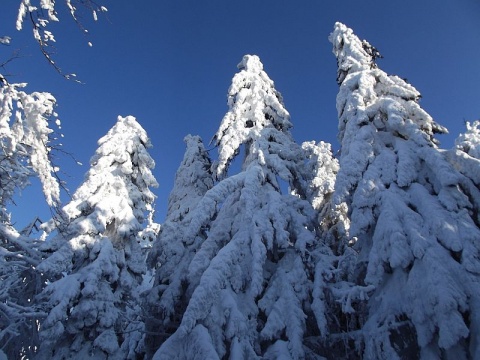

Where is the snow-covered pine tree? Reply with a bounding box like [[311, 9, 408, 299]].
[[443, 122, 480, 240], [447, 120, 480, 188], [144, 134, 214, 358], [0, 81, 62, 358], [455, 120, 480, 159], [301, 141, 342, 248], [300, 140, 359, 358], [329, 22, 480, 359], [35, 115, 158, 359], [152, 55, 325, 359], [0, 221, 45, 359]]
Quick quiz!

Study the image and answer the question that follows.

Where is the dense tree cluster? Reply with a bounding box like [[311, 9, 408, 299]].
[[1, 12, 480, 360]]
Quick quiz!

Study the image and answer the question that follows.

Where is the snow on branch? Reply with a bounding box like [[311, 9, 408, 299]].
[[0, 82, 61, 207], [15, 0, 108, 80]]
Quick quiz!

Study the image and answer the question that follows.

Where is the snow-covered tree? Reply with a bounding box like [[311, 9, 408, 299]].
[[301, 140, 338, 213], [301, 140, 342, 249], [152, 55, 326, 359], [0, 80, 62, 358], [444, 122, 480, 238], [329, 22, 480, 359], [299, 140, 359, 358], [449, 120, 480, 176], [35, 115, 158, 359], [0, 221, 45, 359], [144, 134, 214, 358], [455, 120, 480, 159], [0, 0, 111, 211]]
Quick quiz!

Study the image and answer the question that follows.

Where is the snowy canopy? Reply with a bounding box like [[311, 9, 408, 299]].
[[35, 115, 158, 358], [329, 22, 480, 359]]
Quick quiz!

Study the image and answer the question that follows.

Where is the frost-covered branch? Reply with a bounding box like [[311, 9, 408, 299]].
[[0, 82, 61, 207], [0, 50, 22, 81], [15, 0, 108, 79]]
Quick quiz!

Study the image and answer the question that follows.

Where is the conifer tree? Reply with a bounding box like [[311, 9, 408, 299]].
[[144, 134, 214, 358], [0, 81, 62, 358], [152, 55, 324, 359], [455, 120, 480, 159], [35, 115, 158, 359], [450, 121, 480, 178], [300, 140, 355, 358], [443, 122, 480, 236], [0, 222, 45, 359], [301, 141, 338, 212], [329, 22, 480, 359], [300, 141, 351, 253]]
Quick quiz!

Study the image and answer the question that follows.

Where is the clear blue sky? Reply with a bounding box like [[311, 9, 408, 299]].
[[2, 0, 480, 228]]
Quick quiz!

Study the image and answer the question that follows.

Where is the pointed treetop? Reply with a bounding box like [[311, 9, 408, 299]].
[[41, 115, 158, 246], [329, 23, 480, 359], [165, 134, 213, 223], [35, 115, 158, 358], [237, 54, 263, 72], [213, 54, 292, 177], [455, 120, 480, 159], [329, 22, 382, 84], [331, 23, 447, 147], [94, 115, 153, 160]]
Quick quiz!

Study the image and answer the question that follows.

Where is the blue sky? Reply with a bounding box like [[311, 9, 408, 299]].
[[2, 0, 480, 227]]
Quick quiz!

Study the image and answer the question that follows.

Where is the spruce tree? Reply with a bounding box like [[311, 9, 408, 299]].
[[0, 222, 45, 359], [329, 22, 480, 359], [152, 55, 323, 359], [455, 120, 480, 159], [144, 134, 214, 358], [300, 140, 356, 358], [443, 122, 480, 240], [35, 115, 158, 359], [301, 140, 339, 214]]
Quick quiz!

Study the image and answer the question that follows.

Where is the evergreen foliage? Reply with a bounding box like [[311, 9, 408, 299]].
[[455, 120, 480, 159], [0, 221, 45, 359], [35, 116, 158, 359], [0, 78, 61, 359], [144, 134, 214, 358], [0, 82, 61, 209], [1, 8, 479, 359], [329, 22, 480, 359], [151, 55, 336, 359]]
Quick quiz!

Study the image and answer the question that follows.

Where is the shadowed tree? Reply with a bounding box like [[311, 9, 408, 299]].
[[144, 134, 214, 358]]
